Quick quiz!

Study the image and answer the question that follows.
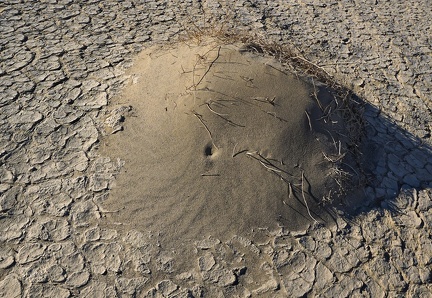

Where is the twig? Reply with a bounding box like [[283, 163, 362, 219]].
[[322, 128, 338, 151], [301, 171, 319, 224], [341, 162, 360, 177], [311, 78, 324, 111], [292, 55, 332, 78], [264, 62, 289, 76], [194, 46, 221, 88], [288, 182, 294, 199], [266, 111, 287, 122], [232, 149, 248, 158], [192, 111, 218, 149], [206, 102, 228, 116], [305, 111, 313, 131], [251, 96, 276, 106], [322, 151, 346, 163]]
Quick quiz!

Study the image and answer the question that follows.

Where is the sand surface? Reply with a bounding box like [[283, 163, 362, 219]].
[[100, 38, 350, 250]]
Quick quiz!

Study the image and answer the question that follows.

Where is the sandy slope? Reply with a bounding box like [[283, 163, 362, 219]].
[[100, 38, 353, 251]]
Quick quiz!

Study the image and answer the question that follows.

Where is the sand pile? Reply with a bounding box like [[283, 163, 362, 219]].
[[99, 37, 355, 249]]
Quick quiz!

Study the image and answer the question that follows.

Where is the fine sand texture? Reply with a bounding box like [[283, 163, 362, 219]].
[[100, 38, 352, 250]]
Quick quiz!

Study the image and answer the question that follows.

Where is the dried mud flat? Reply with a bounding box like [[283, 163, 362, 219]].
[[1, 1, 432, 297]]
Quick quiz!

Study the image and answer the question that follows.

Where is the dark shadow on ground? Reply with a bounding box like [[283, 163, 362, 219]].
[[338, 98, 432, 218]]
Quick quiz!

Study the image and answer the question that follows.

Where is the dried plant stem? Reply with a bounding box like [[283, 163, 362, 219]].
[[292, 55, 332, 78], [206, 102, 228, 116], [195, 46, 221, 88], [192, 111, 218, 149], [305, 111, 313, 131], [301, 171, 319, 224], [288, 182, 294, 199], [311, 78, 324, 111]]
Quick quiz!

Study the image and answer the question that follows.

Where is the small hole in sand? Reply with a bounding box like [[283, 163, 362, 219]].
[[204, 144, 213, 156]]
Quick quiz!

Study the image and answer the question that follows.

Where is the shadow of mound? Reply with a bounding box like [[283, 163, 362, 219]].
[[98, 35, 432, 245], [338, 98, 432, 218]]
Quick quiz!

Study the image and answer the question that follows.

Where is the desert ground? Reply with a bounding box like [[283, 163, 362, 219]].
[[0, 1, 431, 297]]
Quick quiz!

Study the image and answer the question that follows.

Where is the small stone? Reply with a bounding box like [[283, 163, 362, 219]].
[[92, 264, 107, 275], [300, 255, 317, 284], [231, 235, 260, 255], [104, 105, 131, 134], [103, 243, 122, 273], [381, 176, 399, 195], [0, 88, 18, 106], [273, 249, 290, 268], [46, 193, 73, 217], [282, 273, 312, 297], [156, 252, 174, 273], [352, 78, 364, 87], [419, 267, 432, 284], [388, 162, 408, 179], [392, 188, 415, 209], [100, 228, 117, 240], [405, 155, 425, 169]]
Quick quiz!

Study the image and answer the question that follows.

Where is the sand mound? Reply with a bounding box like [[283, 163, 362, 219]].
[[100, 38, 353, 249]]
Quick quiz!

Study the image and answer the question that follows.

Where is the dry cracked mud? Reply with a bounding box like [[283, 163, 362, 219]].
[[1, 1, 431, 297]]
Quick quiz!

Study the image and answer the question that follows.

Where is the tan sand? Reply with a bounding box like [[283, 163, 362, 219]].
[[99, 37, 348, 251]]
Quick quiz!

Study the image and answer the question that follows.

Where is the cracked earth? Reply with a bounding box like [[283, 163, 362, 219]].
[[0, 1, 431, 297]]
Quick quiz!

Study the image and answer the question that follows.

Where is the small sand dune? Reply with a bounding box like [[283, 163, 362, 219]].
[[100, 38, 355, 249]]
